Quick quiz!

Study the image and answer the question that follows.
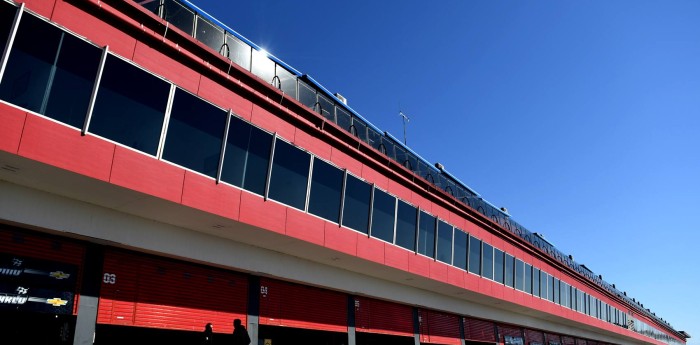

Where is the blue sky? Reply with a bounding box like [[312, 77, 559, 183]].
[[191, 0, 699, 340]]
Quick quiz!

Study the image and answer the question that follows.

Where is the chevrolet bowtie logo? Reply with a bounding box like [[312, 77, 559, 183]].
[[49, 271, 71, 280], [46, 298, 68, 307]]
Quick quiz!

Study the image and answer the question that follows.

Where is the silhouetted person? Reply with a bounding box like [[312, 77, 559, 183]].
[[232, 319, 250, 345], [203, 323, 214, 345]]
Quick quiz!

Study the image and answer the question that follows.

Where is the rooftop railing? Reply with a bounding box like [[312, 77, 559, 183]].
[[134, 0, 673, 332]]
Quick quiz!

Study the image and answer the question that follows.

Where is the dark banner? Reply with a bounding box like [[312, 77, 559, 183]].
[[0, 253, 78, 314]]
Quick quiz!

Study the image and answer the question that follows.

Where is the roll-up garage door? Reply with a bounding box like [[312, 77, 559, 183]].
[[0, 227, 84, 315], [545, 332, 561, 345], [354, 296, 413, 337], [561, 336, 576, 345], [525, 328, 544, 345], [97, 250, 247, 333], [464, 317, 496, 343], [418, 309, 462, 345], [259, 278, 347, 333], [498, 324, 524, 345]]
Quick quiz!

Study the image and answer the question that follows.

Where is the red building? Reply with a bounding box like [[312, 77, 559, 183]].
[[0, 1, 689, 345]]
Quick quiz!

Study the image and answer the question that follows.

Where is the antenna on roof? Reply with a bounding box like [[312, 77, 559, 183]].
[[399, 110, 410, 145]]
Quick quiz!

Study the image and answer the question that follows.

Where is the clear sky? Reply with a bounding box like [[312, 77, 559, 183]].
[[191, 0, 699, 341]]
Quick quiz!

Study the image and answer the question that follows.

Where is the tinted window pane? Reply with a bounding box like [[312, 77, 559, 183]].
[[370, 188, 396, 243], [298, 80, 316, 109], [453, 229, 467, 270], [251, 49, 275, 84], [395, 200, 417, 251], [367, 128, 382, 151], [226, 33, 251, 70], [221, 116, 272, 195], [336, 105, 351, 130], [417, 211, 436, 258], [163, 89, 225, 177], [493, 248, 504, 283], [164, 0, 194, 35], [0, 2, 15, 56], [515, 259, 524, 291], [524, 264, 532, 294], [554, 278, 560, 304], [533, 268, 540, 297], [90, 55, 169, 154], [0, 15, 100, 129], [504, 254, 514, 287], [482, 243, 494, 279], [268, 139, 310, 210], [561, 282, 569, 308], [468, 236, 481, 275], [342, 174, 371, 233], [195, 17, 224, 53], [352, 117, 368, 142], [318, 94, 335, 122], [308, 159, 343, 223], [436, 220, 453, 264], [540, 272, 549, 299], [548, 275, 555, 302]]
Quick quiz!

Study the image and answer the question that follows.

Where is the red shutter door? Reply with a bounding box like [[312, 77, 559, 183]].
[[354, 296, 413, 337], [464, 317, 496, 343], [545, 333, 561, 344], [0, 227, 85, 315], [419, 309, 461, 345], [561, 336, 576, 345], [97, 250, 247, 333], [525, 328, 544, 344], [498, 324, 523, 345], [259, 278, 347, 333]]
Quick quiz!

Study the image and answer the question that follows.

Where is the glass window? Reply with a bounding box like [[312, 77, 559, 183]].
[[381, 137, 397, 161], [533, 268, 540, 297], [162, 89, 226, 177], [504, 254, 514, 288], [221, 115, 272, 195], [90, 55, 170, 155], [554, 278, 560, 304], [0, 15, 101, 129], [515, 259, 524, 291], [268, 139, 311, 210], [367, 128, 382, 152], [308, 159, 343, 223], [276, 65, 297, 98], [251, 49, 275, 84], [164, 0, 195, 35], [370, 188, 396, 243], [481, 243, 494, 279], [524, 264, 532, 294], [225, 33, 251, 70], [453, 229, 467, 270], [352, 117, 368, 142], [417, 211, 436, 258], [436, 220, 453, 264], [548, 275, 555, 302], [298, 79, 316, 109], [395, 200, 417, 251], [318, 94, 335, 122], [493, 248, 504, 283], [341, 174, 371, 234], [0, 1, 15, 57], [540, 272, 549, 299], [336, 105, 352, 130], [195, 16, 224, 53], [468, 236, 481, 275], [561, 282, 570, 308]]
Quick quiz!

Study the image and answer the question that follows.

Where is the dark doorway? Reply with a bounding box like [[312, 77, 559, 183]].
[[357, 332, 414, 345], [0, 310, 75, 344], [259, 325, 347, 345]]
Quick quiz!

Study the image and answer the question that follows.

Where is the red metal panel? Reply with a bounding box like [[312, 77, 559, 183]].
[[259, 278, 347, 333], [249, 105, 295, 141], [132, 41, 200, 94], [384, 243, 409, 271], [545, 332, 561, 344], [20, 0, 55, 18], [0, 102, 26, 154], [525, 328, 544, 344], [239, 192, 287, 235], [97, 250, 247, 333], [197, 76, 253, 120], [181, 171, 241, 220], [324, 222, 357, 256], [356, 235, 385, 264], [498, 324, 523, 344], [286, 207, 325, 246], [464, 317, 496, 343], [50, 0, 137, 59], [109, 146, 185, 203], [354, 297, 413, 337], [19, 115, 115, 182]]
